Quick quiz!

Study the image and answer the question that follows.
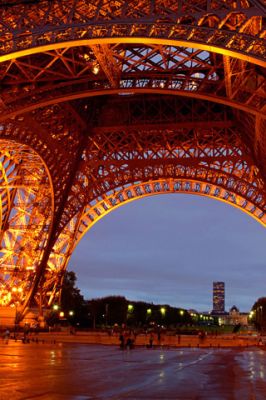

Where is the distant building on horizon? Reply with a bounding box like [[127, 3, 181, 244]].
[[218, 306, 249, 326], [212, 281, 225, 314]]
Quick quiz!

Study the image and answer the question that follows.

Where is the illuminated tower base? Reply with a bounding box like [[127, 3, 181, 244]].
[[0, 307, 16, 327], [0, 307, 42, 328]]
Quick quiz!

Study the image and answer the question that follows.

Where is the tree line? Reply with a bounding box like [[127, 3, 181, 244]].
[[45, 271, 195, 328]]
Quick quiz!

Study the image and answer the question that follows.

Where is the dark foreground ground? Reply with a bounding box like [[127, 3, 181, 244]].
[[0, 342, 266, 400]]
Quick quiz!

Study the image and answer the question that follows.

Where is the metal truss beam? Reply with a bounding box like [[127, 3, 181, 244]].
[[91, 44, 121, 88], [0, 0, 265, 65], [0, 44, 264, 121]]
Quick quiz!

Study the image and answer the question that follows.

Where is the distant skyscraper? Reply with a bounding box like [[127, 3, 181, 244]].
[[213, 282, 225, 314]]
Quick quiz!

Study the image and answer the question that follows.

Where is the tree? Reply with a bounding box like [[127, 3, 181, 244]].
[[45, 271, 89, 327], [251, 297, 266, 332], [61, 271, 90, 326], [87, 296, 127, 327], [61, 271, 84, 311]]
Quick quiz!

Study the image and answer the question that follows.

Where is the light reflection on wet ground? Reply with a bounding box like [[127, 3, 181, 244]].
[[0, 342, 266, 399]]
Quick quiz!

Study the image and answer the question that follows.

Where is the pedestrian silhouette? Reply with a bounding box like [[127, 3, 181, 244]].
[[3, 328, 10, 344]]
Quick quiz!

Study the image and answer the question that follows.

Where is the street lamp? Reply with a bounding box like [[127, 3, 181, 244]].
[[127, 304, 134, 326], [249, 310, 254, 321], [128, 304, 134, 312], [160, 307, 166, 316]]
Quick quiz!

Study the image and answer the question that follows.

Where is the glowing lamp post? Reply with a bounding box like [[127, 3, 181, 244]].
[[146, 308, 152, 322], [249, 311, 254, 318], [127, 304, 134, 325], [160, 307, 166, 317], [128, 304, 134, 312]]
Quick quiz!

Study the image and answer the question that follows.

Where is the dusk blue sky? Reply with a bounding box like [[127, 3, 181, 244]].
[[69, 194, 266, 312]]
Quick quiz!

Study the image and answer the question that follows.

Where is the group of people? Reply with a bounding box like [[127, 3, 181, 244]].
[[118, 330, 163, 349], [2, 323, 32, 344], [119, 331, 135, 350], [147, 331, 162, 348]]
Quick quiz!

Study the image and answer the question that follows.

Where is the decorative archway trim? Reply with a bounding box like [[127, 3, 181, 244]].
[[76, 178, 266, 249], [0, 37, 265, 67]]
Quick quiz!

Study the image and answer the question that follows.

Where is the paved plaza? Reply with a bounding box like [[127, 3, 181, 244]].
[[0, 342, 266, 399]]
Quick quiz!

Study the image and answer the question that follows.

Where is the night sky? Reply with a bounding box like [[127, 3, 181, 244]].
[[70, 194, 266, 313]]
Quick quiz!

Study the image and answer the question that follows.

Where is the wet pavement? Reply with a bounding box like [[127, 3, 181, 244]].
[[0, 342, 266, 399]]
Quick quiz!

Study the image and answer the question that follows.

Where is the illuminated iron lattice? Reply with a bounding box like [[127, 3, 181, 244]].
[[0, 140, 53, 309], [0, 0, 265, 315]]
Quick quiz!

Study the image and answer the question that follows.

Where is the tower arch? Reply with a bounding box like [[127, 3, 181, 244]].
[[40, 119, 266, 307]]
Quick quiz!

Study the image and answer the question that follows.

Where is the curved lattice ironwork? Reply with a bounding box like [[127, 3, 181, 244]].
[[0, 140, 53, 311], [0, 0, 265, 316], [43, 174, 266, 307], [0, 0, 264, 64], [0, 45, 265, 121]]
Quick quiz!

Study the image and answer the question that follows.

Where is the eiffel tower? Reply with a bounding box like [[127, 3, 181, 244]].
[[0, 0, 265, 322]]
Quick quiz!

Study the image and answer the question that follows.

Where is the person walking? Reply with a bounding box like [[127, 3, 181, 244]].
[[119, 332, 125, 349], [148, 332, 154, 348], [3, 328, 10, 344]]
